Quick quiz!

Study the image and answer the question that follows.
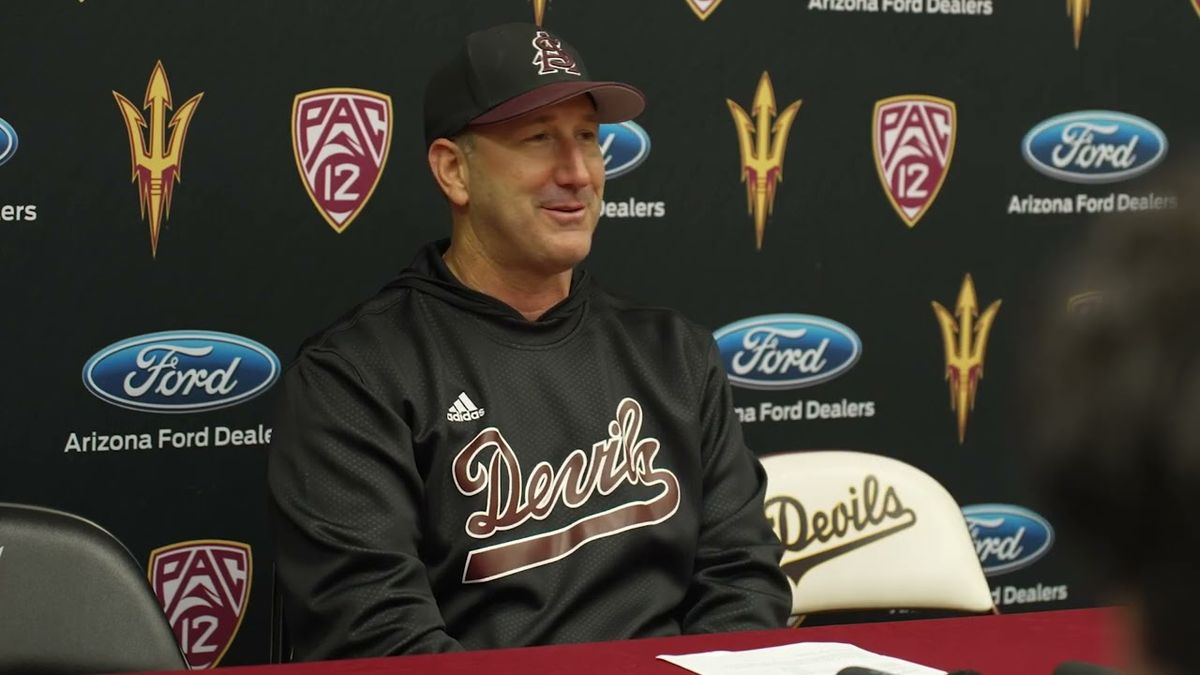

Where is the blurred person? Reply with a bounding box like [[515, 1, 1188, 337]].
[[1032, 175, 1200, 675], [267, 23, 790, 661]]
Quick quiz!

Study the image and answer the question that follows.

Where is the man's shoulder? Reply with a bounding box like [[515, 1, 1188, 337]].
[[590, 286, 714, 347], [297, 282, 418, 359]]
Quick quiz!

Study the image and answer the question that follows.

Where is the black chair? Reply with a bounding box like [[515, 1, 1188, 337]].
[[0, 503, 187, 673]]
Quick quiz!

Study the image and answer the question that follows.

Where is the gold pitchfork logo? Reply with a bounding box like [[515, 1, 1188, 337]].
[[113, 61, 203, 258], [532, 0, 548, 25], [1067, 0, 1091, 49], [726, 71, 802, 251], [933, 274, 1001, 444]]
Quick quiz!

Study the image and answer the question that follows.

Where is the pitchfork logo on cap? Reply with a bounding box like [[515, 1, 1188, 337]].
[[873, 95, 956, 229], [292, 88, 392, 234], [149, 540, 252, 670], [532, 30, 581, 76]]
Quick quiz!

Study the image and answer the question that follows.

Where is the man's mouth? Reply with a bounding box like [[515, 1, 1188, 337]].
[[540, 202, 588, 223], [542, 201, 586, 212]]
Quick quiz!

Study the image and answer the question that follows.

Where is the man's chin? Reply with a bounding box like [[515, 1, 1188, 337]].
[[552, 245, 593, 272], [537, 233, 594, 274]]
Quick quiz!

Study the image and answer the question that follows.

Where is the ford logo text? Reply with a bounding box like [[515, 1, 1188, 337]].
[[713, 314, 862, 390], [1022, 111, 1167, 184], [82, 330, 281, 413], [962, 504, 1055, 576]]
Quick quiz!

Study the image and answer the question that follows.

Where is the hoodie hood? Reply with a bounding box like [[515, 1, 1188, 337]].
[[385, 239, 591, 347]]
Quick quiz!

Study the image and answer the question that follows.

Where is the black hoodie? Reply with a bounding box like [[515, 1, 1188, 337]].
[[268, 240, 790, 660]]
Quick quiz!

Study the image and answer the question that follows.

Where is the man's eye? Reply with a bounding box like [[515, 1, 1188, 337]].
[[579, 130, 598, 142], [526, 132, 550, 142]]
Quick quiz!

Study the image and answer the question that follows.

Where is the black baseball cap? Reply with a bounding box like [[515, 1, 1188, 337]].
[[423, 23, 645, 146]]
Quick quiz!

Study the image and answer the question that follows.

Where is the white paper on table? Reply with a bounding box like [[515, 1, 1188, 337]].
[[657, 641, 947, 675]]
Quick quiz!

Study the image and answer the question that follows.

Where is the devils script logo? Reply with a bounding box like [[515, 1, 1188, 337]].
[[453, 397, 680, 583], [149, 540, 252, 669], [292, 88, 392, 233], [873, 95, 956, 229]]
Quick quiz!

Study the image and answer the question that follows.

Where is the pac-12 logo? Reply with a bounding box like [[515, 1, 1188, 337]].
[[873, 95, 956, 229], [962, 504, 1055, 576], [599, 122, 650, 179], [713, 314, 861, 390], [1022, 111, 1167, 184], [82, 330, 280, 413], [149, 540, 252, 670], [0, 116, 17, 167], [686, 0, 724, 20], [293, 88, 392, 234]]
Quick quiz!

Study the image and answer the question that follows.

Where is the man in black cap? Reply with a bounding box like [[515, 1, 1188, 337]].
[[268, 23, 790, 660]]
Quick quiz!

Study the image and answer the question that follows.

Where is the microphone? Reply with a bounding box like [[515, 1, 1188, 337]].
[[1052, 662, 1123, 675], [835, 662, 984, 667]]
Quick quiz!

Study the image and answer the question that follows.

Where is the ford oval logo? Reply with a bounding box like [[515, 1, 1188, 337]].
[[1022, 111, 1167, 184], [0, 117, 17, 167], [82, 330, 281, 413], [599, 121, 650, 179], [713, 314, 862, 390], [962, 504, 1055, 576]]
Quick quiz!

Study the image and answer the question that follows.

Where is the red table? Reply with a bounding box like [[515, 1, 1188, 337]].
[[206, 607, 1125, 675]]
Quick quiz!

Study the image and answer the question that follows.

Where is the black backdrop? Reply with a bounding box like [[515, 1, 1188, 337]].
[[2, 0, 1198, 667]]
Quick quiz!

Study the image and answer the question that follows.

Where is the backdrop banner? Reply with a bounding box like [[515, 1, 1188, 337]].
[[2, 0, 1196, 666]]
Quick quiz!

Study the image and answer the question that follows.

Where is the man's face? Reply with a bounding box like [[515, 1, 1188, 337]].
[[461, 95, 605, 277]]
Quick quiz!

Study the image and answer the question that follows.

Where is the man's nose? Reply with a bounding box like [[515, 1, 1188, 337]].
[[554, 141, 595, 190]]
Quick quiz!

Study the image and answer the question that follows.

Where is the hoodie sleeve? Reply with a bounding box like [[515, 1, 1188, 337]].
[[678, 340, 792, 633], [267, 346, 463, 659]]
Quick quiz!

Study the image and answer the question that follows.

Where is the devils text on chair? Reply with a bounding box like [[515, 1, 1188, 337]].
[[760, 450, 995, 624]]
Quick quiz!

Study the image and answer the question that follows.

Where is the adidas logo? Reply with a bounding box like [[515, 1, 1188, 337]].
[[447, 392, 486, 422]]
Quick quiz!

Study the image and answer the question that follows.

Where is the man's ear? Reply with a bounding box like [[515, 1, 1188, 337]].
[[428, 138, 470, 207]]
